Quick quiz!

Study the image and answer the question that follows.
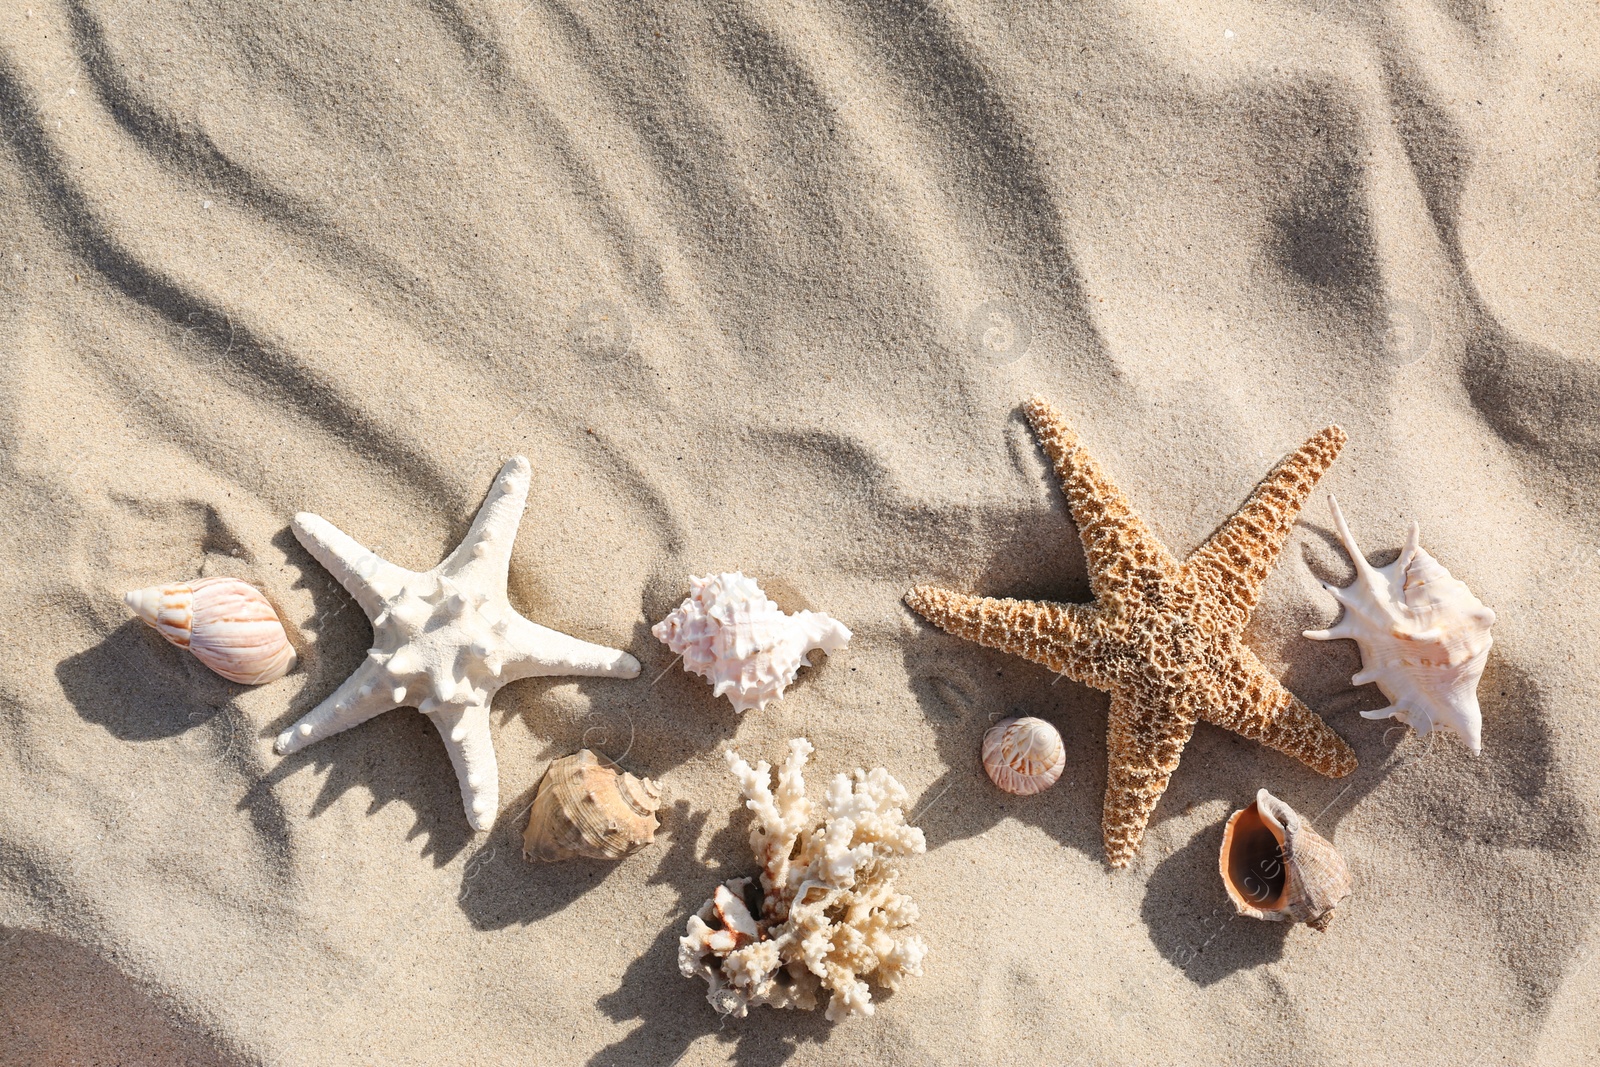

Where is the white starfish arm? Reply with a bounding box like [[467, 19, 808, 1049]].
[[428, 700, 499, 831], [442, 455, 531, 586], [291, 512, 415, 617], [275, 656, 401, 755], [499, 611, 642, 681]]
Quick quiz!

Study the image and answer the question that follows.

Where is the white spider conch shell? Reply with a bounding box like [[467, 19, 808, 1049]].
[[124, 577, 296, 685], [981, 716, 1065, 795], [1304, 495, 1496, 754], [1219, 788, 1350, 931], [651, 572, 851, 713], [522, 749, 661, 862]]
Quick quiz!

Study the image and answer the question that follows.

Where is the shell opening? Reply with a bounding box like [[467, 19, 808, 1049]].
[[1224, 802, 1288, 912]]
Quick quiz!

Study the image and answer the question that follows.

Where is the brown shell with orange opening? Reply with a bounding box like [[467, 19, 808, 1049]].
[[1219, 788, 1350, 931]]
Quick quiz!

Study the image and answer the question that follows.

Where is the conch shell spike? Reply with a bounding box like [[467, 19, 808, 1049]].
[[1326, 493, 1381, 585]]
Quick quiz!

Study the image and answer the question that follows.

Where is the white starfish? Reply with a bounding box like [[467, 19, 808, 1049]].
[[275, 456, 641, 831]]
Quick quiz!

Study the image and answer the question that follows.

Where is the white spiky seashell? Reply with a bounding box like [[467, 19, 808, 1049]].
[[651, 572, 851, 713], [1220, 788, 1350, 931], [125, 577, 297, 685], [1304, 495, 1496, 754], [981, 716, 1065, 795]]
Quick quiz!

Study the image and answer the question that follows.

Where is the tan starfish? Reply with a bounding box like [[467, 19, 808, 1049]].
[[906, 397, 1356, 867]]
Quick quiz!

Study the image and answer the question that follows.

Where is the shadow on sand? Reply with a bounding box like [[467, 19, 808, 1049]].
[[581, 802, 838, 1067]]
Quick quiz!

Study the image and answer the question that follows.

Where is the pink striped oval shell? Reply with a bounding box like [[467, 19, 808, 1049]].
[[124, 577, 296, 685], [981, 716, 1065, 795]]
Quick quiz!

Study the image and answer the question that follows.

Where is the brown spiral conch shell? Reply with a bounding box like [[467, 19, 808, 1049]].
[[981, 716, 1065, 795], [1219, 788, 1350, 931], [124, 577, 296, 685], [522, 749, 662, 862]]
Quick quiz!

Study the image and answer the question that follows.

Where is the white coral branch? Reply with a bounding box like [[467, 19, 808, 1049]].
[[682, 738, 927, 1021]]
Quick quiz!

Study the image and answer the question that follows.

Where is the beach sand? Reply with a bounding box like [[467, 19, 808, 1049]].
[[2, 2, 1598, 1063]]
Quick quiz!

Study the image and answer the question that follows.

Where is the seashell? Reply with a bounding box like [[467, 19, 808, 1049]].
[[1219, 788, 1350, 931], [651, 572, 851, 713], [124, 577, 296, 685], [522, 749, 662, 862], [701, 881, 762, 954], [981, 716, 1065, 795], [1304, 495, 1496, 754]]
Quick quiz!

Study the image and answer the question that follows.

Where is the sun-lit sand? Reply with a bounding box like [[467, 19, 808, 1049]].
[[3, 2, 1597, 1064]]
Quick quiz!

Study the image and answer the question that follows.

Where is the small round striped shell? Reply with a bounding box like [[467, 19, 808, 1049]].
[[522, 749, 662, 862], [124, 577, 296, 685], [981, 716, 1065, 795]]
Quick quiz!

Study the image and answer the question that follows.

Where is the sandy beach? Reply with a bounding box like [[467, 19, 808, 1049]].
[[3, 2, 1598, 1063]]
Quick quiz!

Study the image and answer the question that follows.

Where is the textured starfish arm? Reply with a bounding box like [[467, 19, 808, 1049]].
[[442, 455, 531, 585], [904, 585, 1108, 686], [291, 512, 414, 618], [275, 657, 401, 755], [1021, 396, 1179, 604], [428, 700, 499, 831], [1198, 647, 1356, 777], [1103, 690, 1198, 868], [500, 611, 642, 681], [1184, 425, 1347, 632]]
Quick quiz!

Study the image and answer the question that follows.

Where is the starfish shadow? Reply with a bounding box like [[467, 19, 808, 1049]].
[[585, 803, 837, 1067], [243, 709, 479, 865], [240, 527, 482, 864]]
